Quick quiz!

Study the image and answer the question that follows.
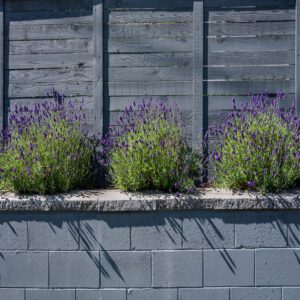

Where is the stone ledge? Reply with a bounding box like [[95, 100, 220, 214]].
[[0, 188, 299, 211]]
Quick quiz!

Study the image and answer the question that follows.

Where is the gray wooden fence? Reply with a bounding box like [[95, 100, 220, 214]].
[[0, 0, 299, 145]]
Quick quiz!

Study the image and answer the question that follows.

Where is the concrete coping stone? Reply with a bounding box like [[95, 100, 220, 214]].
[[0, 188, 299, 211]]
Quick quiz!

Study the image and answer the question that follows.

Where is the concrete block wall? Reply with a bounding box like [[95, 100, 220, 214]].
[[0, 211, 299, 299]]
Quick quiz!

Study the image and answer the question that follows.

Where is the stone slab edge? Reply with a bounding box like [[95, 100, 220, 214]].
[[0, 188, 298, 211]]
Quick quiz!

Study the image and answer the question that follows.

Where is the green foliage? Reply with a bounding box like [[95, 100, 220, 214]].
[[210, 94, 300, 194], [102, 100, 201, 193]]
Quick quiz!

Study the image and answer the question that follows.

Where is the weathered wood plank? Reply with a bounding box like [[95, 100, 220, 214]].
[[93, 0, 104, 136], [207, 94, 295, 111], [8, 82, 93, 98], [109, 95, 193, 111], [8, 23, 93, 41], [8, 68, 93, 83], [207, 21, 295, 37], [109, 53, 193, 67], [206, 80, 295, 95], [104, 0, 194, 10], [5, 0, 92, 12], [108, 11, 192, 24], [108, 22, 192, 38], [7, 39, 93, 55], [296, 0, 300, 116], [206, 66, 295, 81], [7, 53, 93, 70], [6, 13, 92, 25], [204, 0, 294, 8], [207, 50, 295, 65], [0, 0, 3, 131], [193, 0, 204, 146], [8, 96, 94, 109], [108, 81, 193, 96], [208, 35, 295, 52], [108, 37, 193, 53], [206, 9, 295, 22], [109, 66, 192, 81]]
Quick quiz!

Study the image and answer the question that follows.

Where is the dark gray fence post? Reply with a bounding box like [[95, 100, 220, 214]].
[[0, 0, 3, 132], [296, 0, 300, 116], [193, 0, 204, 147], [93, 0, 104, 137]]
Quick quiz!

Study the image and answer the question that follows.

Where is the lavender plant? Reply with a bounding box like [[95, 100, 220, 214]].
[[0, 91, 99, 194], [101, 99, 201, 193], [209, 92, 300, 194]]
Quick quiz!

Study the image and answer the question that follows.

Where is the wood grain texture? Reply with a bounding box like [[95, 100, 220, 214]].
[[93, 0, 104, 136], [108, 37, 193, 53], [7, 39, 93, 55], [109, 53, 193, 67], [109, 95, 193, 111], [207, 50, 295, 66], [9, 23, 93, 41], [206, 66, 295, 81], [8, 68, 93, 83], [204, 0, 294, 8], [296, 0, 300, 115], [207, 21, 295, 37], [108, 22, 192, 38], [206, 8, 295, 22], [8, 82, 93, 98], [206, 80, 294, 95], [108, 11, 192, 24], [109, 66, 192, 81], [193, 0, 204, 146], [7, 53, 93, 70], [108, 81, 193, 96], [208, 35, 295, 52]]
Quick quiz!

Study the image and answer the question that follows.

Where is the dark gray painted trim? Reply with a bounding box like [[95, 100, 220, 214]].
[[93, 0, 103, 137], [296, 0, 300, 116], [0, 0, 3, 132], [193, 0, 204, 147]]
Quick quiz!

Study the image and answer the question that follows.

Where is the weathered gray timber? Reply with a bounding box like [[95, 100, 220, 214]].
[[1, 0, 298, 140]]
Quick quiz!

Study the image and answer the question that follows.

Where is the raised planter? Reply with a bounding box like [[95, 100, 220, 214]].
[[0, 189, 299, 300]]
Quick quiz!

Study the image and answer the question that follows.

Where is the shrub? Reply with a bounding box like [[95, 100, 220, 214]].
[[101, 98, 201, 193], [0, 91, 99, 194], [209, 92, 300, 194]]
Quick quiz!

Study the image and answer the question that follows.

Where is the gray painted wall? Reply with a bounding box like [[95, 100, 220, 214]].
[[0, 0, 298, 144], [0, 210, 299, 299]]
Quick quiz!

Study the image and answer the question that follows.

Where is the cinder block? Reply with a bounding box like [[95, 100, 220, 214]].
[[179, 288, 229, 300], [287, 213, 300, 247], [28, 213, 79, 250], [182, 212, 234, 249], [80, 213, 130, 250], [0, 214, 27, 250], [235, 212, 287, 248], [0, 251, 48, 287], [152, 250, 202, 287], [100, 251, 151, 288], [231, 288, 281, 300], [0, 289, 24, 300], [26, 289, 75, 300], [204, 250, 254, 286], [131, 212, 182, 250], [128, 288, 177, 300], [256, 249, 300, 286], [49, 251, 99, 288], [76, 289, 126, 300], [283, 288, 300, 300]]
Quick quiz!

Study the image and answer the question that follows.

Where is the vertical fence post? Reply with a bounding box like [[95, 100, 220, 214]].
[[93, 0, 104, 137], [193, 0, 204, 147], [0, 0, 3, 132], [296, 0, 300, 116]]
